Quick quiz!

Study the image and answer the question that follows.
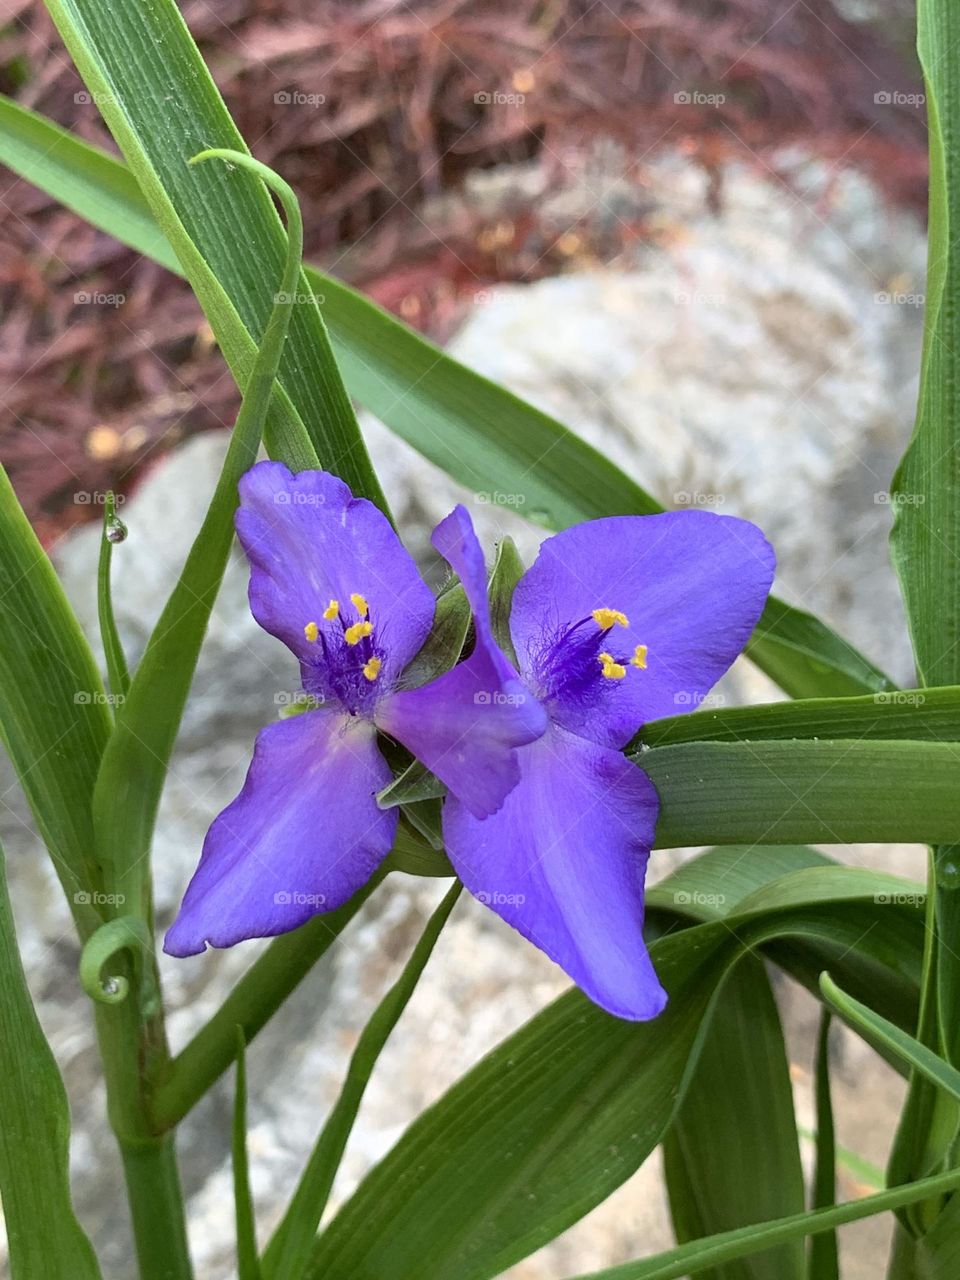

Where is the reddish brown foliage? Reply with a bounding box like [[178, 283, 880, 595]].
[[0, 0, 926, 537]]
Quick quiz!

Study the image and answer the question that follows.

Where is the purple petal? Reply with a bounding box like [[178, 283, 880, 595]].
[[510, 511, 775, 747], [235, 461, 434, 683], [443, 724, 665, 1020], [164, 709, 395, 956], [378, 506, 548, 818]]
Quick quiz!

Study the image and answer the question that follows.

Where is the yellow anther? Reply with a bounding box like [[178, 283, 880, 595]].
[[304, 620, 319, 643], [344, 620, 373, 646], [598, 651, 626, 680], [322, 599, 339, 620], [593, 607, 629, 632], [350, 592, 369, 618], [362, 656, 382, 682], [630, 644, 648, 669]]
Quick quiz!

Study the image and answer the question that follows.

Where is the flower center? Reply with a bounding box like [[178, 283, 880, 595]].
[[534, 606, 647, 708], [300, 592, 386, 714]]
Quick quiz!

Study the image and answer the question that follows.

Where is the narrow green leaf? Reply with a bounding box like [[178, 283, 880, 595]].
[[0, 96, 894, 702], [563, 1168, 960, 1280], [38, 2, 384, 502], [395, 580, 470, 690], [233, 1030, 261, 1280], [92, 150, 301, 915], [637, 686, 960, 750], [488, 536, 524, 665], [808, 1010, 839, 1280], [0, 464, 109, 931], [642, 739, 960, 848], [0, 842, 102, 1278], [97, 491, 129, 703], [663, 956, 805, 1280], [262, 883, 461, 1280], [820, 974, 960, 1106]]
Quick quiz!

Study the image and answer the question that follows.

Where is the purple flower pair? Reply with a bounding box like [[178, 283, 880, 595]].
[[165, 462, 775, 1020]]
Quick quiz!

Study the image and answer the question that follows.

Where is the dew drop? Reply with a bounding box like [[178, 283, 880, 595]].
[[936, 845, 960, 890], [102, 976, 121, 997], [105, 515, 128, 544]]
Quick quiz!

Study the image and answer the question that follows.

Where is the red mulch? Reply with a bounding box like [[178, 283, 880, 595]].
[[0, 0, 926, 543]]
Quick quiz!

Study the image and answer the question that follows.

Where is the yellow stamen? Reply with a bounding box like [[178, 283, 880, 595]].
[[593, 607, 629, 632], [630, 644, 648, 669], [304, 620, 319, 643], [362, 656, 382, 682], [344, 620, 373, 646], [350, 592, 369, 618], [322, 599, 339, 620], [598, 651, 626, 680]]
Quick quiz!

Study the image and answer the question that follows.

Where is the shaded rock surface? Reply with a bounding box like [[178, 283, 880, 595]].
[[0, 150, 927, 1277]]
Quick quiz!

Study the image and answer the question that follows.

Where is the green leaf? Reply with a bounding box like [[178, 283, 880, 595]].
[[0, 464, 109, 931], [396, 580, 470, 690], [641, 739, 960, 848], [637, 685, 960, 750], [808, 1010, 839, 1280], [820, 974, 960, 1106], [563, 1167, 960, 1280], [488, 536, 524, 665], [0, 95, 894, 703], [305, 871, 923, 1280], [233, 1030, 261, 1280], [262, 884, 461, 1280], [663, 956, 805, 1280], [38, 2, 384, 504], [889, 0, 960, 691], [0, 842, 102, 1278], [92, 150, 303, 915], [96, 492, 129, 703]]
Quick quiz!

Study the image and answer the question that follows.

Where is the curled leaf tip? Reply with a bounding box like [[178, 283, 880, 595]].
[[79, 916, 153, 1007]]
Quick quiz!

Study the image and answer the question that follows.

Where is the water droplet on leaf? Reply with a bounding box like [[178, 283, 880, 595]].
[[105, 516, 128, 544]]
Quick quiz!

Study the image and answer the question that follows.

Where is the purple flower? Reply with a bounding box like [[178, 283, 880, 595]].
[[442, 512, 775, 1021], [164, 462, 547, 957]]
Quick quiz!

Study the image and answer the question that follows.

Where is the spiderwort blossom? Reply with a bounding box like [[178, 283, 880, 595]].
[[442, 512, 775, 1021], [164, 462, 546, 957]]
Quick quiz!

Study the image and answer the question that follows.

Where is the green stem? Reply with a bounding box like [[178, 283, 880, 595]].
[[151, 872, 384, 1130], [120, 1136, 192, 1280]]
